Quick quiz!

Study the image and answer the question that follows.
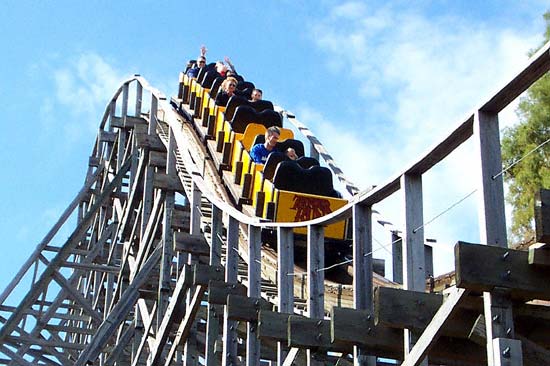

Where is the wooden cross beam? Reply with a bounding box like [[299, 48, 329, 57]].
[[401, 287, 468, 366]]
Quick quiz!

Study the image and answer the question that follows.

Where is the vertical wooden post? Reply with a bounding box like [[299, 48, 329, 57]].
[[135, 79, 143, 118], [401, 173, 428, 366], [474, 110, 521, 366], [307, 225, 324, 366], [247, 225, 262, 366], [158, 129, 176, 328], [141, 94, 158, 239], [391, 231, 403, 284], [206, 205, 223, 366], [184, 180, 202, 366], [130, 81, 143, 189], [117, 83, 129, 172], [352, 204, 376, 366], [222, 217, 239, 366], [190, 182, 202, 236], [210, 205, 223, 265], [277, 227, 294, 366], [149, 94, 158, 135]]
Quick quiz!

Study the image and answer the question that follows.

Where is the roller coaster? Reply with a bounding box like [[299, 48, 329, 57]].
[[1, 40, 550, 366]]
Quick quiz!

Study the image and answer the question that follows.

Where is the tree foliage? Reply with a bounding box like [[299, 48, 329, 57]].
[[501, 11, 550, 242]]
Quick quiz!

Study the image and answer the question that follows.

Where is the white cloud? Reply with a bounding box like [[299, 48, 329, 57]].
[[46, 53, 127, 142], [305, 2, 543, 275]]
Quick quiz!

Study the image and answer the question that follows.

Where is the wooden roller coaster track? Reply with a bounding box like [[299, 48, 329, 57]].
[[2, 40, 550, 366]]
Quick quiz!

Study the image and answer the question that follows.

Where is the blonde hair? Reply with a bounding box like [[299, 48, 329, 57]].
[[221, 77, 238, 92]]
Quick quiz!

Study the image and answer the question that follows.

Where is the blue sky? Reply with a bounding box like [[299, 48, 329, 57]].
[[1, 1, 549, 295]]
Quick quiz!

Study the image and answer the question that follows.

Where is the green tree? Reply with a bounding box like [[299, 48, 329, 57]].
[[501, 11, 550, 243]]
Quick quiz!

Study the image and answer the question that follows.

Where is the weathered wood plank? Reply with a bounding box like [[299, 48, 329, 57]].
[[534, 189, 550, 243], [149, 150, 167, 168], [135, 132, 166, 151], [100, 130, 117, 143], [227, 295, 272, 322], [277, 226, 295, 365], [247, 225, 262, 366], [171, 205, 190, 230], [480, 41, 550, 113], [193, 264, 224, 286], [222, 216, 239, 366], [331, 307, 373, 344], [375, 287, 480, 339], [288, 316, 352, 353], [375, 287, 443, 331], [174, 231, 210, 255], [154, 172, 184, 191], [401, 287, 467, 366], [307, 225, 325, 319], [207, 281, 246, 305], [163, 285, 206, 366], [455, 242, 550, 300], [528, 245, 550, 266], [111, 115, 147, 128], [257, 310, 294, 341]]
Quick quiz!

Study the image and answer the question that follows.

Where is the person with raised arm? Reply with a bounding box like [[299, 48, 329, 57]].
[[186, 45, 208, 78]]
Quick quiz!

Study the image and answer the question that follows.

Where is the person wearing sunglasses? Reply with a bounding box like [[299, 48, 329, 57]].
[[215, 77, 240, 106], [186, 45, 208, 78]]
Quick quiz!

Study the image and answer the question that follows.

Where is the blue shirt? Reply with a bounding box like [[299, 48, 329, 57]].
[[250, 144, 273, 164], [186, 67, 199, 78]]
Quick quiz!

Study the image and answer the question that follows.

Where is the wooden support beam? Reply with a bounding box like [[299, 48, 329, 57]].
[[6, 334, 87, 350], [247, 225, 262, 366], [130, 302, 157, 366], [401, 173, 427, 364], [171, 208, 191, 231], [135, 132, 166, 151], [352, 203, 376, 366], [208, 281, 247, 305], [258, 310, 294, 341], [100, 130, 117, 143], [163, 285, 206, 366], [288, 316, 352, 353], [74, 246, 161, 366], [480, 41, 550, 113], [470, 314, 550, 366], [174, 231, 210, 255], [104, 324, 135, 366], [149, 261, 194, 366], [331, 307, 373, 345], [51, 272, 102, 324], [331, 306, 402, 357], [528, 244, 550, 266], [222, 216, 239, 366], [193, 264, 224, 286], [149, 150, 168, 168], [227, 294, 272, 322], [375, 287, 443, 331], [206, 204, 223, 366], [111, 115, 147, 128], [455, 242, 550, 300], [473, 109, 515, 365], [375, 287, 480, 339], [307, 224, 325, 366], [401, 287, 467, 366], [535, 189, 550, 243], [277, 226, 295, 365], [0, 158, 132, 348], [282, 348, 302, 366], [154, 172, 184, 192]]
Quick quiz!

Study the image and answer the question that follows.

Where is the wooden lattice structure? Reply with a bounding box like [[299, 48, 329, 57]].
[[2, 40, 550, 366]]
